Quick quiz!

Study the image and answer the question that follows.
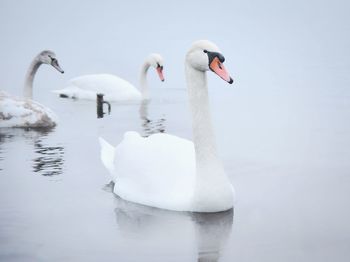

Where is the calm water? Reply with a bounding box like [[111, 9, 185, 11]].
[[1, 87, 349, 262]]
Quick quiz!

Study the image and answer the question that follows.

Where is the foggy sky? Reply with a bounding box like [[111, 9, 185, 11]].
[[0, 0, 349, 94]]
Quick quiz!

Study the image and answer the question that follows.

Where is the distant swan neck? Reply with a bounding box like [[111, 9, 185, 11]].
[[23, 57, 42, 99], [139, 61, 151, 100]]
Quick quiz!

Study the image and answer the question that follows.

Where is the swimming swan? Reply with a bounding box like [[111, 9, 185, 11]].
[[99, 40, 235, 212], [0, 50, 64, 128], [54, 53, 164, 101]]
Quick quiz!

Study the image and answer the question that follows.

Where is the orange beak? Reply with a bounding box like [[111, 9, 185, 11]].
[[156, 66, 165, 82], [209, 57, 233, 84]]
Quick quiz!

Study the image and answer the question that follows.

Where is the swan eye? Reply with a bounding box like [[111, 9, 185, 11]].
[[203, 50, 208, 53], [50, 56, 58, 64], [157, 63, 163, 70]]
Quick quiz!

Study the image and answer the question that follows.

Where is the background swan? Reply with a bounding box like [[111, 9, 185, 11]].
[[0, 50, 64, 128], [99, 40, 235, 212], [54, 53, 164, 101]]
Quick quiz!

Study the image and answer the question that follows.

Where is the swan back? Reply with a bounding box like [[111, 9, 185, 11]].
[[100, 132, 196, 211], [57, 74, 141, 101], [0, 92, 57, 128]]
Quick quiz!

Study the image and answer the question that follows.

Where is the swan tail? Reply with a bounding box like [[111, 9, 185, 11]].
[[99, 137, 115, 175]]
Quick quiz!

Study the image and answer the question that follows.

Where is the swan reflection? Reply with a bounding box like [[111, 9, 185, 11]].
[[0, 127, 51, 142], [108, 182, 233, 262], [33, 140, 64, 176], [0, 129, 15, 171], [139, 100, 166, 137], [0, 127, 64, 176], [192, 211, 233, 262]]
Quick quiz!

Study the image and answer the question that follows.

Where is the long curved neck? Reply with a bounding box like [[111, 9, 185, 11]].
[[186, 63, 219, 166], [23, 57, 42, 99], [139, 61, 151, 100], [186, 63, 231, 211]]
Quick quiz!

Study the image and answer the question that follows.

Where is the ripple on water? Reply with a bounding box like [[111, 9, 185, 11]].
[[32, 140, 64, 176], [0, 127, 65, 176]]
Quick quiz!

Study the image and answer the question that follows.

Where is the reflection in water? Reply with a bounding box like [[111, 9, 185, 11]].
[[33, 140, 64, 176], [0, 131, 13, 171], [0, 131, 14, 143], [0, 127, 48, 143], [0, 147, 3, 171], [108, 182, 233, 262], [139, 100, 166, 137], [0, 127, 64, 176], [192, 211, 233, 262]]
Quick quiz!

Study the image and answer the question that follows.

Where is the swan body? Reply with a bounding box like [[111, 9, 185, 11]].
[[100, 132, 196, 211], [54, 53, 164, 101], [100, 40, 235, 212], [0, 50, 64, 128], [54, 74, 141, 101], [0, 91, 57, 128]]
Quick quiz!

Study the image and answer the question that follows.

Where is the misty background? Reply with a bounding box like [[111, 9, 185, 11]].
[[1, 0, 349, 169]]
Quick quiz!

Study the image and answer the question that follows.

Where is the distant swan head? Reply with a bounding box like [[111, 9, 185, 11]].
[[146, 53, 164, 82], [37, 50, 64, 74], [186, 40, 233, 84]]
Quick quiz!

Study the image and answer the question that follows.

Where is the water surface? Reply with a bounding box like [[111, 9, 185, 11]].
[[1, 87, 349, 261]]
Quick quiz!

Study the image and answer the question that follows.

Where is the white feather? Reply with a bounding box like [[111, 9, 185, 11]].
[[99, 137, 116, 174], [0, 91, 57, 128]]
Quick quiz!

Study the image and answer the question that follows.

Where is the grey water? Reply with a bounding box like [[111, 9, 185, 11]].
[[1, 85, 350, 261]]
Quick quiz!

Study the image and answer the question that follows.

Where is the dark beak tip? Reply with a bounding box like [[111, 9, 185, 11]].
[[161, 79, 165, 82], [228, 78, 234, 84], [61, 71, 65, 74]]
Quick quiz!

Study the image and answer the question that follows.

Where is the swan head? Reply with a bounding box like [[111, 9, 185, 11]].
[[37, 50, 64, 74], [146, 53, 165, 82], [186, 40, 233, 84]]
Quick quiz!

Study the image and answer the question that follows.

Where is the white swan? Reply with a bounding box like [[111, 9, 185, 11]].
[[54, 53, 164, 101], [99, 40, 235, 212], [0, 50, 64, 128]]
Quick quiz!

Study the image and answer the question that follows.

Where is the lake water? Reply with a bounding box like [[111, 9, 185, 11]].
[[0, 86, 349, 262]]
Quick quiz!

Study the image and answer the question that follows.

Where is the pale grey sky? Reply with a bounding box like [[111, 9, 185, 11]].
[[0, 0, 349, 96]]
